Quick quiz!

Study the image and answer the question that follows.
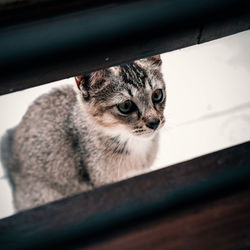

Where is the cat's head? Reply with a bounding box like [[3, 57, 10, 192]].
[[75, 55, 166, 140]]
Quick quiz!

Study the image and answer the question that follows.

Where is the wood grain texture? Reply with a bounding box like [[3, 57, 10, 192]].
[[87, 190, 250, 250], [0, 142, 250, 249]]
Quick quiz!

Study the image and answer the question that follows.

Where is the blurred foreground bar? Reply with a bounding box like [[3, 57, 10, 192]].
[[0, 0, 249, 94], [0, 142, 250, 249]]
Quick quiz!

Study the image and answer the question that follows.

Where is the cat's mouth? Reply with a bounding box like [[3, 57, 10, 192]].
[[135, 132, 156, 139], [132, 123, 164, 138]]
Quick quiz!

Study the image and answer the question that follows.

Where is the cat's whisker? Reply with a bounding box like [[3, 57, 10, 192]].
[[116, 140, 127, 181], [133, 129, 145, 132], [161, 122, 178, 132]]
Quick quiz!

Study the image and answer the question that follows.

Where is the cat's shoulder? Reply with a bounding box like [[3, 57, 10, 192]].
[[21, 84, 77, 123], [35, 84, 76, 106]]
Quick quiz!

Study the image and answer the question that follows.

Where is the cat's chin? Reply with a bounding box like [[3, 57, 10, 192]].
[[133, 131, 158, 140], [102, 126, 156, 142]]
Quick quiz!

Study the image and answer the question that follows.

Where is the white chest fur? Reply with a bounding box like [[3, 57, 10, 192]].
[[105, 134, 158, 183]]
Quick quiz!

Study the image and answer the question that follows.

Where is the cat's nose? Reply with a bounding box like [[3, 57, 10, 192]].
[[146, 120, 160, 130]]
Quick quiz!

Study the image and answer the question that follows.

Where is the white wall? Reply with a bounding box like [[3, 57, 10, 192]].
[[152, 30, 250, 169]]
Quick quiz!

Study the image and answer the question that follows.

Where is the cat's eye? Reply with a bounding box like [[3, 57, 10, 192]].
[[152, 89, 163, 103], [117, 100, 136, 114]]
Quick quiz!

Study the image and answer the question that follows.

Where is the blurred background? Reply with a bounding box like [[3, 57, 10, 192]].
[[0, 30, 249, 219]]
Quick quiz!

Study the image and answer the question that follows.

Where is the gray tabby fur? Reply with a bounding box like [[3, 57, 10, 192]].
[[0, 56, 166, 211]]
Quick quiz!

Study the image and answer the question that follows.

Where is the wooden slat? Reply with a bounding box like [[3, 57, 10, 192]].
[[0, 0, 249, 94], [87, 190, 250, 250], [0, 141, 249, 249]]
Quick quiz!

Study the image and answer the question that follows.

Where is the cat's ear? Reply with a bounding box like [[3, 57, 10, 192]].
[[90, 70, 107, 90], [75, 75, 89, 98], [148, 55, 162, 67], [75, 70, 107, 98]]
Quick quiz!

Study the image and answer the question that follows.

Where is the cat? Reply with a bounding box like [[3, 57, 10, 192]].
[[0, 55, 166, 211]]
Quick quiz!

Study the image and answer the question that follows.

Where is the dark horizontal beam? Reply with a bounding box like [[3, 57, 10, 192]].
[[88, 190, 250, 250], [0, 0, 249, 95], [0, 142, 250, 249]]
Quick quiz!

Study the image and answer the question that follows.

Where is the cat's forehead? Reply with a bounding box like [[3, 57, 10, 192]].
[[109, 61, 162, 90]]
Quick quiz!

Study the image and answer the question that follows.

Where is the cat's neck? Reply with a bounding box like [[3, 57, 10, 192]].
[[98, 128, 159, 156]]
